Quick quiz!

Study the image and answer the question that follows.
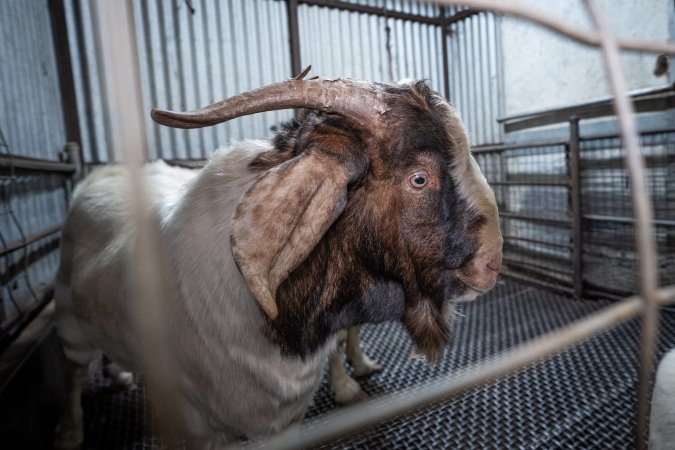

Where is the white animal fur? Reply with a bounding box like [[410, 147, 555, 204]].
[[54, 141, 337, 448], [650, 348, 675, 450]]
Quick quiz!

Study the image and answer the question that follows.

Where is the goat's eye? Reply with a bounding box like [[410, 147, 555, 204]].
[[409, 171, 428, 189]]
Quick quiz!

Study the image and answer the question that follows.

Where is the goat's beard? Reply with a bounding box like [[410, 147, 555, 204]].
[[403, 298, 451, 363]]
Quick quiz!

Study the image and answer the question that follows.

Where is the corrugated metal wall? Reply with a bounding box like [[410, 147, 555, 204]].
[[297, 4, 444, 93], [63, 0, 504, 163], [447, 10, 503, 146], [0, 0, 69, 335], [0, 0, 67, 160], [133, 0, 292, 161]]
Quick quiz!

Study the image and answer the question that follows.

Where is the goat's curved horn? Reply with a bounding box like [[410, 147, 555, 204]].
[[150, 78, 390, 130]]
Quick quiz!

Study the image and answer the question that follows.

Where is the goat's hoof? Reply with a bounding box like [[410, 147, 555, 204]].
[[333, 376, 369, 405], [112, 371, 136, 390], [350, 355, 383, 378]]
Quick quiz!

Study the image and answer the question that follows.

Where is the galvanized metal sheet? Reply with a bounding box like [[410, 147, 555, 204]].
[[0, 0, 67, 161]]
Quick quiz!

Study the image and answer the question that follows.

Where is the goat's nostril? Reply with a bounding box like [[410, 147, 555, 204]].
[[486, 252, 503, 274]]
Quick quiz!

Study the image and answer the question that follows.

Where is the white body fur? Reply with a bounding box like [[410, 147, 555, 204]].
[[650, 349, 675, 450], [55, 141, 336, 446]]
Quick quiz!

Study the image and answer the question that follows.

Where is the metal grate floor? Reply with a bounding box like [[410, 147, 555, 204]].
[[80, 279, 675, 449]]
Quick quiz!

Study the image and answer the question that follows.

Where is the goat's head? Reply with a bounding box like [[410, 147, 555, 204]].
[[152, 70, 503, 361]]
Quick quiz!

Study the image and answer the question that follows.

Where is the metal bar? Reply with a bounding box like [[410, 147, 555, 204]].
[[240, 294, 642, 450], [502, 234, 572, 249], [489, 180, 570, 187], [499, 211, 571, 226], [0, 285, 55, 355], [498, 84, 675, 124], [48, 0, 83, 165], [582, 214, 675, 227], [501, 269, 575, 295], [295, 0, 441, 26], [440, 7, 450, 99], [583, 287, 629, 301], [0, 155, 76, 174], [580, 127, 675, 142], [582, 2, 660, 449], [472, 140, 569, 153], [1, 236, 61, 287], [444, 8, 480, 26], [569, 118, 583, 299], [0, 224, 61, 257], [286, 0, 302, 78], [502, 257, 573, 276], [433, 0, 675, 54], [658, 285, 675, 306], [501, 92, 675, 133]]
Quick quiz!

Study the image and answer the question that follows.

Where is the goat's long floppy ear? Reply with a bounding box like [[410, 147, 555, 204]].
[[231, 151, 365, 319]]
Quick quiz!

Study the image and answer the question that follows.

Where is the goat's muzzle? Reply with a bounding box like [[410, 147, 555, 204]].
[[456, 247, 503, 294]]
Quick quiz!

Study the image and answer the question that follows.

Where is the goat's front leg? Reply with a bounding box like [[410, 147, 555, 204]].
[[346, 325, 382, 377], [328, 330, 367, 405]]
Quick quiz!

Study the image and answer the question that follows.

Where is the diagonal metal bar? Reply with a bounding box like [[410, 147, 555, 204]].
[[226, 295, 643, 450]]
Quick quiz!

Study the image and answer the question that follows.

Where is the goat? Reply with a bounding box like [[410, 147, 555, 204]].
[[53, 74, 503, 448]]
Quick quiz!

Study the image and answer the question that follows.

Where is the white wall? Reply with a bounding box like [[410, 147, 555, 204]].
[[501, 0, 672, 117]]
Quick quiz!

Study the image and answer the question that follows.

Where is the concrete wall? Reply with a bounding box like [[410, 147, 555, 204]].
[[501, 0, 672, 117]]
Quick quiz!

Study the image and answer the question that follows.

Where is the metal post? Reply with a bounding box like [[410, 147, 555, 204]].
[[568, 116, 583, 299], [440, 7, 451, 100], [287, 0, 302, 78], [65, 142, 82, 180], [48, 0, 84, 166]]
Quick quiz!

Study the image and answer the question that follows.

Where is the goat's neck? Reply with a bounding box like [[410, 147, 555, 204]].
[[266, 230, 404, 357]]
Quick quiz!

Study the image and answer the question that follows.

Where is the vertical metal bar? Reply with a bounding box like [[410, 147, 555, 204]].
[[48, 0, 83, 165], [287, 0, 302, 78], [569, 116, 583, 299], [440, 7, 450, 99], [581, 2, 660, 448], [567, 116, 583, 299]]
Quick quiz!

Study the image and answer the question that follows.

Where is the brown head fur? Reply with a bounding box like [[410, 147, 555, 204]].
[[238, 80, 503, 361]]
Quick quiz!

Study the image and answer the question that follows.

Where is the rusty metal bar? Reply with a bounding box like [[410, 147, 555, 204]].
[[286, 0, 302, 79], [568, 117, 583, 299], [0, 155, 76, 174], [444, 8, 480, 26], [296, 0, 441, 26], [237, 294, 643, 450], [440, 7, 450, 99], [48, 0, 83, 165], [0, 224, 61, 257]]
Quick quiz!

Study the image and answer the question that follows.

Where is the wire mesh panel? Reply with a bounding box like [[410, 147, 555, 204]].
[[474, 144, 573, 289], [580, 130, 675, 295], [0, 129, 68, 349], [76, 280, 675, 449]]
